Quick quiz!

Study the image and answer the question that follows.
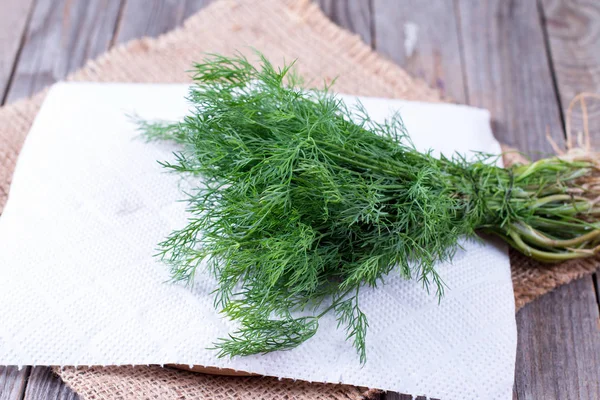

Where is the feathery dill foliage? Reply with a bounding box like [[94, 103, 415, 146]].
[[141, 53, 600, 362]]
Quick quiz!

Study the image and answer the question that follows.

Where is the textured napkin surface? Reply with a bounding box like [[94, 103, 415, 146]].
[[0, 82, 516, 399]]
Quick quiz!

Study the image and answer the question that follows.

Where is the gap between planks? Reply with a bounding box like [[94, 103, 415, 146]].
[[0, 0, 36, 105]]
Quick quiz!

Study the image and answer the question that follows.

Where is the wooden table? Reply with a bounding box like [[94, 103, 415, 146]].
[[0, 1, 599, 399]]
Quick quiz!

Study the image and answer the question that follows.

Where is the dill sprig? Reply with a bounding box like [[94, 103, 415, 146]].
[[140, 52, 600, 363]]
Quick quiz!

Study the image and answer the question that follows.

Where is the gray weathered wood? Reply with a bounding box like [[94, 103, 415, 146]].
[[386, 393, 437, 400], [541, 0, 600, 153], [542, 0, 600, 97], [0, 0, 35, 104], [23, 367, 79, 400], [596, 274, 600, 309], [386, 395, 413, 400], [516, 1, 600, 397], [373, 0, 466, 101], [456, 0, 565, 157], [457, 1, 600, 399], [316, 0, 373, 46], [114, 0, 212, 44], [383, 393, 408, 400], [0, 366, 30, 400], [513, 278, 600, 399], [2, 0, 123, 397], [519, 2, 600, 397], [4, 0, 124, 104]]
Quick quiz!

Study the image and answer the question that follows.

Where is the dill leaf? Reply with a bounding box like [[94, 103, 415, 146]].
[[140, 52, 600, 362]]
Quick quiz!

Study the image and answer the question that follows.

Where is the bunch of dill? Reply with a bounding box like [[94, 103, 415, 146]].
[[141, 53, 600, 362]]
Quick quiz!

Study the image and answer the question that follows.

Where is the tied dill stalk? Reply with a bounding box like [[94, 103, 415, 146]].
[[140, 53, 600, 363]]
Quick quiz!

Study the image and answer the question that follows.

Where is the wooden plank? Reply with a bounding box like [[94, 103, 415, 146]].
[[456, 1, 600, 398], [4, 0, 124, 104], [386, 393, 439, 400], [541, 0, 600, 149], [113, 0, 213, 44], [533, 1, 600, 397], [537, 2, 600, 397], [596, 274, 600, 309], [456, 0, 565, 157], [387, 395, 410, 400], [23, 367, 78, 400], [0, 366, 30, 400], [316, 0, 373, 46], [0, 0, 35, 104], [514, 278, 600, 399], [385, 394, 412, 400], [372, 0, 466, 101], [541, 0, 600, 96], [2, 1, 123, 398]]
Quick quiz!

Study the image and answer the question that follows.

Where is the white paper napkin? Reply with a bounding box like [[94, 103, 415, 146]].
[[0, 83, 516, 400]]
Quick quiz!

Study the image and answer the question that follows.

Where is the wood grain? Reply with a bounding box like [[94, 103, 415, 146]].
[[0, 0, 35, 104], [456, 1, 600, 398], [372, 0, 466, 102], [514, 3, 600, 398], [513, 278, 600, 399], [1, 0, 122, 398], [0, 367, 30, 400], [316, 0, 373, 46], [385, 395, 413, 400], [23, 367, 79, 400], [4, 0, 123, 104], [386, 393, 438, 400], [541, 0, 600, 152], [170, 364, 255, 376], [113, 0, 212, 44], [456, 0, 564, 157]]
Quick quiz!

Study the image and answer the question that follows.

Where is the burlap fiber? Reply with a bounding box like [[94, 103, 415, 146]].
[[54, 366, 379, 400], [0, 0, 596, 398]]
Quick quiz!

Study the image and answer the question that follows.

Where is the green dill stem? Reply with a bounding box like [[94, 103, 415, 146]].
[[315, 287, 355, 319], [312, 139, 413, 178], [511, 221, 600, 248], [318, 148, 400, 177], [531, 194, 587, 205], [508, 230, 600, 261]]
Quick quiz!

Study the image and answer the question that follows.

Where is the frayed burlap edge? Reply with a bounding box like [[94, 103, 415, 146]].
[[0, 0, 597, 398], [52, 366, 381, 400]]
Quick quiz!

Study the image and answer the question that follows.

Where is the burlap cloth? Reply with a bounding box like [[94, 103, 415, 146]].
[[0, 0, 597, 398]]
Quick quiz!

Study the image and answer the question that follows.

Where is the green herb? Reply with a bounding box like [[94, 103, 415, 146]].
[[140, 53, 600, 363]]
